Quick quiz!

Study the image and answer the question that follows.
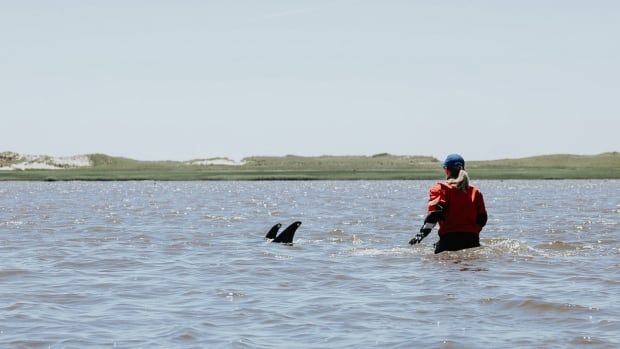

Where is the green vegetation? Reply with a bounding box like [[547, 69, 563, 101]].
[[0, 152, 618, 181], [467, 152, 620, 179]]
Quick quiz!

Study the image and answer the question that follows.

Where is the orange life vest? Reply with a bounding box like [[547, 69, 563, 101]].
[[427, 182, 487, 236]]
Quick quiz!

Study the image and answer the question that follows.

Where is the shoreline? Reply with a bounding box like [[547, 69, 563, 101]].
[[0, 169, 618, 181], [1, 152, 618, 181]]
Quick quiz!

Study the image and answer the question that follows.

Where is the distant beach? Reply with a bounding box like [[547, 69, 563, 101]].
[[1, 151, 618, 181]]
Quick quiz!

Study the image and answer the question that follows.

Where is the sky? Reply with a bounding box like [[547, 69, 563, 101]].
[[1, 0, 618, 161]]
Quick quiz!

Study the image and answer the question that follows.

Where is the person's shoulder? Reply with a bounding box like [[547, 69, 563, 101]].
[[430, 182, 450, 193], [469, 185, 484, 196], [469, 184, 482, 191]]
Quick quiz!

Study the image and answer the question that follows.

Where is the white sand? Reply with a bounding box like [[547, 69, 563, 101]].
[[11, 162, 61, 170], [52, 155, 91, 167], [189, 158, 246, 166], [0, 153, 92, 171]]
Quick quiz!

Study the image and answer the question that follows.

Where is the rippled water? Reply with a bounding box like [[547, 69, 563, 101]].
[[1, 180, 619, 348]]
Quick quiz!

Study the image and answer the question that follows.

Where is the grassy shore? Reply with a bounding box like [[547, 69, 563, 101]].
[[0, 153, 618, 181]]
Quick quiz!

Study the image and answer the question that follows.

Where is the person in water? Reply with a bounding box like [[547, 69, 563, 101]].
[[409, 154, 488, 253]]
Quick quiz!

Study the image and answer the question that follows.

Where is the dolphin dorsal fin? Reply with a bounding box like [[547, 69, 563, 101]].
[[273, 221, 302, 244], [265, 223, 282, 239]]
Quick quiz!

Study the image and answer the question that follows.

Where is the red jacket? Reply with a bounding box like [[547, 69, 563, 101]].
[[427, 182, 487, 236]]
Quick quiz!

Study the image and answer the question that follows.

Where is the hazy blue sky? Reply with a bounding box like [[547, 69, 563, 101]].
[[1, 1, 618, 161]]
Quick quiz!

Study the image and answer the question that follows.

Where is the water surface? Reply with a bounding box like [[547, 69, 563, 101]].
[[1, 180, 619, 348]]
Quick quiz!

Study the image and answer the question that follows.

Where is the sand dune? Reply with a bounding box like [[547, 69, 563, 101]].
[[0, 152, 91, 171]]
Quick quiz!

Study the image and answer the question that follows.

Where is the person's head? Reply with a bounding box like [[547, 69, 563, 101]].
[[443, 154, 465, 179]]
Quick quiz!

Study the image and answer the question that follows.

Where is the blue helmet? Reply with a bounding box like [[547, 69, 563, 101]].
[[443, 154, 465, 169]]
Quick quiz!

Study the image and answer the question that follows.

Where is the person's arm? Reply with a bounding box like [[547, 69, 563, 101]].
[[410, 184, 446, 245], [409, 204, 444, 245]]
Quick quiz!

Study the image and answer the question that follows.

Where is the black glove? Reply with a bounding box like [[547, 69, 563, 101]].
[[409, 228, 432, 245]]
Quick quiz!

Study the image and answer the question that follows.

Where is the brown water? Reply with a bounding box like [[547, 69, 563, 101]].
[[1, 180, 619, 348]]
